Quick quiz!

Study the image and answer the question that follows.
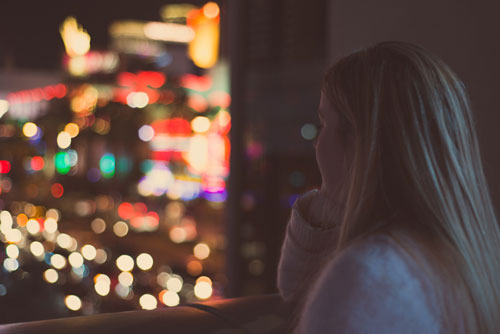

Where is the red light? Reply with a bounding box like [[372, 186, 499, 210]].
[[118, 202, 134, 220], [51, 183, 64, 198], [43, 86, 55, 100], [54, 84, 67, 98], [0, 161, 11, 173], [31, 156, 44, 171]]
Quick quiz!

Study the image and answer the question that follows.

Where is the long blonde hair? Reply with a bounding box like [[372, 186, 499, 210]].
[[321, 41, 500, 332]]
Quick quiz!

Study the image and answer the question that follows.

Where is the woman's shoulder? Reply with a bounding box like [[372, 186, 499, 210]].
[[298, 231, 442, 333]]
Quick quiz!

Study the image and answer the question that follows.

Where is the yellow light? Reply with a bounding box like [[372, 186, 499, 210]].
[[60, 17, 91, 57], [30, 241, 45, 257], [43, 269, 59, 283], [193, 243, 210, 260], [0, 210, 13, 233], [57, 131, 72, 149], [191, 116, 211, 133], [160, 290, 180, 307], [136, 253, 154, 271], [188, 7, 220, 68], [68, 252, 84, 268], [118, 271, 134, 287], [116, 255, 134, 271], [50, 254, 67, 269], [44, 217, 58, 233], [166, 276, 183, 293], [65, 295, 82, 311], [46, 208, 61, 221], [22, 122, 38, 138], [203, 2, 220, 19], [5, 229, 22, 243], [6, 244, 19, 259], [139, 294, 157, 310], [57, 233, 72, 249], [91, 218, 106, 234], [0, 99, 9, 118], [194, 281, 213, 300], [64, 123, 80, 138], [113, 221, 129, 237], [81, 244, 97, 260], [186, 135, 208, 173], [26, 219, 40, 235]]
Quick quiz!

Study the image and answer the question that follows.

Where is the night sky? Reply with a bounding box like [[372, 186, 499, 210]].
[[0, 0, 206, 70]]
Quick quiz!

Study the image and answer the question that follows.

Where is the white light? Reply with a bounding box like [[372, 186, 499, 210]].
[[68, 252, 84, 268], [95, 281, 110, 296], [5, 244, 19, 259], [44, 218, 58, 233], [26, 219, 40, 235], [57, 233, 72, 249], [138, 125, 155, 142], [0, 211, 13, 230], [193, 243, 210, 260], [81, 244, 97, 260], [139, 294, 157, 310], [3, 258, 19, 272], [5, 229, 22, 243], [30, 241, 45, 257], [57, 131, 72, 149], [127, 92, 149, 108], [161, 290, 180, 307], [43, 269, 59, 283], [64, 295, 82, 311], [194, 281, 213, 300], [95, 249, 108, 264], [301, 123, 318, 140], [95, 273, 111, 285], [22, 122, 38, 138], [116, 255, 134, 272], [166, 276, 183, 293], [191, 116, 211, 133], [136, 253, 153, 271], [91, 218, 106, 234], [113, 221, 129, 237], [118, 271, 134, 287], [0, 99, 9, 118], [50, 254, 67, 269], [143, 22, 195, 43]]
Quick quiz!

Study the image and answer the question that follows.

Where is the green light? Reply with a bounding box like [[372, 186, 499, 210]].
[[100, 153, 115, 179], [55, 152, 71, 175]]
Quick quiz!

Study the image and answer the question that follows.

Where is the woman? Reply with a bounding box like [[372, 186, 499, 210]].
[[277, 41, 500, 333]]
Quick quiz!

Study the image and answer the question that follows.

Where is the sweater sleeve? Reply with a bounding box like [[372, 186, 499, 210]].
[[277, 190, 343, 302], [296, 234, 441, 334]]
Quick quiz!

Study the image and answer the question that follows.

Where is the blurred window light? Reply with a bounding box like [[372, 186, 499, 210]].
[[118, 271, 134, 287], [191, 116, 211, 133], [127, 92, 149, 108], [3, 258, 19, 272], [160, 290, 180, 307], [193, 243, 210, 260], [160, 4, 197, 22], [30, 241, 45, 257], [44, 218, 58, 233], [50, 254, 67, 269], [69, 252, 84, 268], [81, 244, 97, 260], [60, 17, 91, 57], [194, 281, 213, 300]]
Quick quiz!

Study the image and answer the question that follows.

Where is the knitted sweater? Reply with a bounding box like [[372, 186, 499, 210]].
[[277, 190, 447, 333]]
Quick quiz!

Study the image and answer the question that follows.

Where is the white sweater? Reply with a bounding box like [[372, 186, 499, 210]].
[[277, 190, 452, 333]]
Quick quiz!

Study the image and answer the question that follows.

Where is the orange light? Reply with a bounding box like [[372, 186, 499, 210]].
[[203, 2, 220, 19]]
